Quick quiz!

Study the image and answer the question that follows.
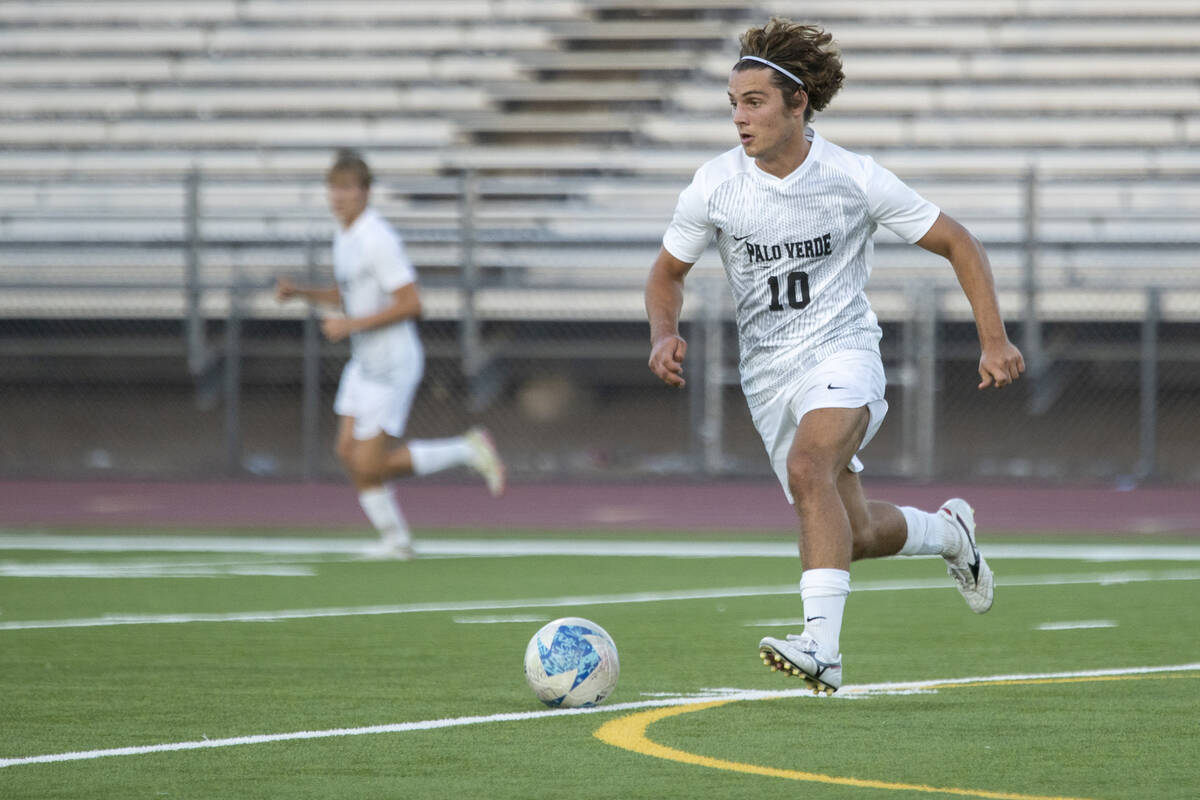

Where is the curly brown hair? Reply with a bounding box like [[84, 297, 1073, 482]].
[[735, 18, 845, 123]]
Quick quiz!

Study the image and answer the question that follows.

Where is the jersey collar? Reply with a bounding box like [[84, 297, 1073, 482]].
[[339, 206, 377, 236], [749, 126, 822, 187]]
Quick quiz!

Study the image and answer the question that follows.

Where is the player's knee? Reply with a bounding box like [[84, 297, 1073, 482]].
[[785, 451, 830, 502]]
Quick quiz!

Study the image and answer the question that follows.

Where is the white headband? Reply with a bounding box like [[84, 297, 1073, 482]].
[[738, 55, 806, 89]]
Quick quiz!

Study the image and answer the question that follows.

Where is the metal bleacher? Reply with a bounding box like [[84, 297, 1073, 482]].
[[2, 0, 1200, 325], [3, 0, 1200, 483]]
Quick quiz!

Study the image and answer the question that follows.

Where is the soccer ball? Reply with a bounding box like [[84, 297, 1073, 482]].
[[524, 617, 620, 708]]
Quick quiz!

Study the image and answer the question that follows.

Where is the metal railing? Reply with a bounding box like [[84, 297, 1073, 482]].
[[1, 168, 1198, 482]]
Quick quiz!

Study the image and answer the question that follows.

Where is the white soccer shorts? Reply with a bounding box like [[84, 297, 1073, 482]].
[[747, 348, 888, 503], [333, 358, 422, 440]]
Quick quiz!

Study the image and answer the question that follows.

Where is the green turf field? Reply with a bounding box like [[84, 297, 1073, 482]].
[[2, 530, 1198, 799]]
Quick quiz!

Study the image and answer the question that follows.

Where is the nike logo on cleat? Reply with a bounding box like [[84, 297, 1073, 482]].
[[952, 511, 981, 582], [966, 550, 981, 581], [805, 616, 826, 623]]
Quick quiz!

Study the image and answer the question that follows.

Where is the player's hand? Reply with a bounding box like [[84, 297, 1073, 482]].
[[275, 277, 298, 302], [978, 340, 1025, 389], [321, 317, 353, 342], [648, 334, 688, 388]]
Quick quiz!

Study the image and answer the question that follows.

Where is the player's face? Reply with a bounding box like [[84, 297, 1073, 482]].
[[327, 172, 369, 228], [728, 68, 806, 164]]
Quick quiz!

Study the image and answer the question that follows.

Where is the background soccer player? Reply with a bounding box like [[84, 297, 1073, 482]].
[[645, 20, 1025, 693], [277, 149, 505, 559]]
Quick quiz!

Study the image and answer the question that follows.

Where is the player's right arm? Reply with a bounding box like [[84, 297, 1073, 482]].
[[914, 213, 1025, 389], [645, 247, 694, 388], [275, 276, 341, 306]]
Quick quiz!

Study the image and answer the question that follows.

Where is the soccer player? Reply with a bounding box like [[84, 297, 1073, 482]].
[[277, 149, 505, 559], [645, 20, 1025, 693]]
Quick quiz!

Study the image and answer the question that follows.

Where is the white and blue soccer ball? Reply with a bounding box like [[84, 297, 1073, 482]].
[[524, 617, 620, 708]]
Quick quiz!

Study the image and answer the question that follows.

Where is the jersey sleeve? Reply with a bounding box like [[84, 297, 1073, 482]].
[[661, 176, 715, 264], [863, 158, 941, 244], [369, 222, 418, 293]]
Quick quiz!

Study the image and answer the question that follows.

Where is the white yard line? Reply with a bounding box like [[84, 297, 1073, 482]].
[[453, 614, 551, 624], [0, 533, 373, 555], [3, 568, 1199, 632], [0, 560, 317, 578], [2, 533, 1200, 561], [1036, 620, 1119, 631], [2, 662, 1197, 770]]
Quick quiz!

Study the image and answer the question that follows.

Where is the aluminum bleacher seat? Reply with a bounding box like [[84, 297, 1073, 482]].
[[238, 0, 585, 23], [487, 80, 667, 107], [0, 88, 141, 115], [138, 87, 490, 115], [585, 0, 763, 15], [1, 0, 583, 25], [0, 28, 208, 54], [726, 0, 1200, 19], [457, 111, 639, 143], [0, 1, 238, 23], [0, 57, 175, 84], [545, 19, 729, 43], [517, 49, 701, 76], [174, 55, 523, 84], [0, 118, 454, 149], [206, 25, 552, 54], [2, 0, 1199, 330]]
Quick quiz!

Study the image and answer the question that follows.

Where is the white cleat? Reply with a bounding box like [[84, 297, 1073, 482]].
[[465, 426, 507, 497], [939, 498, 994, 613], [758, 634, 842, 695]]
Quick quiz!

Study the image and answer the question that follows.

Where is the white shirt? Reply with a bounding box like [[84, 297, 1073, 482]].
[[663, 128, 940, 406], [333, 207, 423, 380]]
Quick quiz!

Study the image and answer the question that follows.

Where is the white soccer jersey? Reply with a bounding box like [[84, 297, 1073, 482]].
[[663, 128, 940, 407], [333, 207, 423, 380]]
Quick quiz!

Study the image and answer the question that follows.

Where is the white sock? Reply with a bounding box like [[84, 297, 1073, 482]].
[[409, 437, 473, 476], [897, 506, 962, 558], [357, 486, 411, 546], [799, 568, 850, 659]]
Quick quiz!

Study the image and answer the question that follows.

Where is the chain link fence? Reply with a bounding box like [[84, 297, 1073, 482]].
[[1, 170, 1197, 485]]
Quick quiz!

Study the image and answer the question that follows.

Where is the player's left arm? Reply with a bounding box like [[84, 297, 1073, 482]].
[[915, 212, 1025, 389], [321, 283, 421, 342]]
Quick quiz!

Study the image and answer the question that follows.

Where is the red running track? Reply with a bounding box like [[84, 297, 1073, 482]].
[[0, 480, 1197, 535]]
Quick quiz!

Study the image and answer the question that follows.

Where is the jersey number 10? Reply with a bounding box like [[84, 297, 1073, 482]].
[[767, 271, 810, 311]]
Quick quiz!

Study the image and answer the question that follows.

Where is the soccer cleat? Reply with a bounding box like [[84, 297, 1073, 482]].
[[465, 426, 507, 497], [758, 634, 842, 695], [939, 498, 994, 613]]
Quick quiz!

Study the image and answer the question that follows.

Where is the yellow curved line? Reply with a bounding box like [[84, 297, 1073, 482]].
[[595, 701, 1085, 800], [594, 673, 1197, 800]]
